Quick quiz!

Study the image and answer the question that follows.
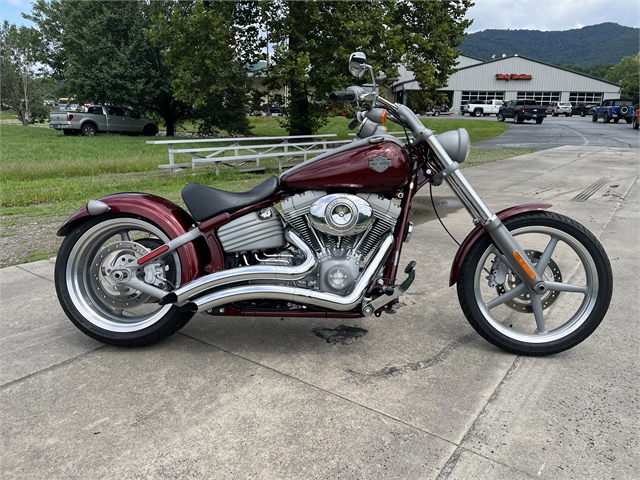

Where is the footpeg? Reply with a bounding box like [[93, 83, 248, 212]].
[[362, 261, 416, 316]]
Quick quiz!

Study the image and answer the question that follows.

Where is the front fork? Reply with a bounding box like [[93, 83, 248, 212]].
[[426, 136, 548, 295]]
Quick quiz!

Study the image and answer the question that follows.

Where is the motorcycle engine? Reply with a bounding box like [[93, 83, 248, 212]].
[[281, 191, 401, 294]]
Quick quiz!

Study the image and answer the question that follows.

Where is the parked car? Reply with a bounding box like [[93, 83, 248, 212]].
[[269, 102, 281, 114], [570, 103, 599, 117], [497, 99, 547, 124], [49, 105, 158, 136], [424, 105, 449, 116], [592, 99, 634, 124], [633, 108, 639, 130], [461, 99, 504, 117], [547, 101, 572, 117]]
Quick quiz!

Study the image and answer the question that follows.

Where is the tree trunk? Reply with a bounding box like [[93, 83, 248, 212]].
[[21, 68, 29, 126], [287, 1, 312, 136], [165, 116, 175, 137]]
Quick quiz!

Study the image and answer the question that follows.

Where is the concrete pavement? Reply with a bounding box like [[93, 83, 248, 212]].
[[1, 146, 638, 479]]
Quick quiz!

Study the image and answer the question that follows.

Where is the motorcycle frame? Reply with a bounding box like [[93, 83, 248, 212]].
[[60, 134, 550, 319]]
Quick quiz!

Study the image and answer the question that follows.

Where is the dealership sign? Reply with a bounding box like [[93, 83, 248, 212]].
[[496, 74, 533, 81]]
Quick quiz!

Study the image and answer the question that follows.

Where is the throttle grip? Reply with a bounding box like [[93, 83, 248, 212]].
[[329, 90, 357, 102]]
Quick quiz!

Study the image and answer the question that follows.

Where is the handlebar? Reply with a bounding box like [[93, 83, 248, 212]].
[[330, 85, 433, 144]]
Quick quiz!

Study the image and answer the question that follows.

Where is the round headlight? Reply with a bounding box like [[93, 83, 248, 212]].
[[435, 128, 471, 164]]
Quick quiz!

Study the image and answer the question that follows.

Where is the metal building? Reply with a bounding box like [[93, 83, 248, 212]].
[[391, 55, 622, 113]]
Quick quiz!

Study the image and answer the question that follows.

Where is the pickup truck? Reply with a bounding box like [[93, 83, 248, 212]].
[[49, 105, 159, 136], [461, 99, 503, 117], [497, 99, 547, 124], [592, 99, 634, 124]]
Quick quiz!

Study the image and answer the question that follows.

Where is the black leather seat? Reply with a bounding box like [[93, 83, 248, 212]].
[[181, 176, 280, 222]]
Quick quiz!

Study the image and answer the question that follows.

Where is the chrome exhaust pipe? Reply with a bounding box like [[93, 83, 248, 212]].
[[182, 235, 394, 314], [160, 230, 316, 305]]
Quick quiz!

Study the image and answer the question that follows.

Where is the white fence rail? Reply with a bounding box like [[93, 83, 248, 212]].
[[147, 135, 351, 175]]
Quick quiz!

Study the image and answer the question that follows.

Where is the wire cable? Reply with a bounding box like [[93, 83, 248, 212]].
[[430, 182, 461, 247]]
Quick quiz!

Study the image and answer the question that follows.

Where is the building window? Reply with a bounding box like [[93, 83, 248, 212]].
[[461, 91, 504, 103], [517, 92, 560, 103], [569, 92, 603, 104]]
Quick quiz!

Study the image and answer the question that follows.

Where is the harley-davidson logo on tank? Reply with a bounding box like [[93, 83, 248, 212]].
[[369, 155, 392, 173]]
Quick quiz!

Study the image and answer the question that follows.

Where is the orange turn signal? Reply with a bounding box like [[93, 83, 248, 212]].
[[381, 109, 387, 124], [513, 251, 537, 280]]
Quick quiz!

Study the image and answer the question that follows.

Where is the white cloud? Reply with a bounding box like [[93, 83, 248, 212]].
[[465, 0, 640, 32]]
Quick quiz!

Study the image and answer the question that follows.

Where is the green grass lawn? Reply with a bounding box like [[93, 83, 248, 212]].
[[0, 117, 528, 224]]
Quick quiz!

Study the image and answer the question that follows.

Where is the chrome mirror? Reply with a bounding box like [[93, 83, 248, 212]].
[[349, 52, 367, 78]]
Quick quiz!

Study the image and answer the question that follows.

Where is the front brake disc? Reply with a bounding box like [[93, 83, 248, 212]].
[[496, 249, 562, 313]]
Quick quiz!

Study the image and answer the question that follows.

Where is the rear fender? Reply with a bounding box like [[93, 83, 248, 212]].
[[449, 203, 552, 286], [57, 193, 207, 284]]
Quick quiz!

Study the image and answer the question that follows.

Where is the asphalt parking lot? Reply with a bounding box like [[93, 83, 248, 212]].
[[434, 112, 640, 150], [1, 145, 638, 479]]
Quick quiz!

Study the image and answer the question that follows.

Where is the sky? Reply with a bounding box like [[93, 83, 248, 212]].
[[2, 0, 639, 32]]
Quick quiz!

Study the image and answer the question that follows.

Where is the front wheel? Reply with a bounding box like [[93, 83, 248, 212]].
[[592, 113, 598, 122], [457, 211, 612, 356], [497, 113, 505, 122], [55, 214, 195, 346]]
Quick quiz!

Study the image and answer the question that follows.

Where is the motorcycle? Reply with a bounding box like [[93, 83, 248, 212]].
[[54, 53, 613, 355]]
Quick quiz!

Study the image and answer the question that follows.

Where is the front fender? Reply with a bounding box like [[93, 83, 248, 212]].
[[58, 193, 206, 284], [449, 203, 552, 286]]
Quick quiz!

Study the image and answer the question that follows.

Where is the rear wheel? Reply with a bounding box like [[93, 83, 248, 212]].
[[613, 118, 619, 124], [457, 211, 612, 356], [536, 118, 544, 124], [81, 123, 97, 136], [143, 124, 157, 136], [55, 214, 194, 346], [580, 111, 586, 117]]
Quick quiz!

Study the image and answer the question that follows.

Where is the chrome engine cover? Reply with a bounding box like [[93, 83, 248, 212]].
[[308, 193, 373, 236], [281, 191, 401, 295]]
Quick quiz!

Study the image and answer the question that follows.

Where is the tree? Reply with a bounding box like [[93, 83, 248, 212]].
[[149, 1, 262, 135], [0, 21, 44, 125], [260, 0, 472, 135], [158, 1, 472, 136], [26, 0, 189, 136], [605, 54, 640, 105]]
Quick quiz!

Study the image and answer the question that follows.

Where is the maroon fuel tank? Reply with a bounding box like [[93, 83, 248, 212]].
[[280, 138, 411, 193]]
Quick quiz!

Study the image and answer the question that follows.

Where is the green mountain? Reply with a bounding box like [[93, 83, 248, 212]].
[[459, 23, 639, 67]]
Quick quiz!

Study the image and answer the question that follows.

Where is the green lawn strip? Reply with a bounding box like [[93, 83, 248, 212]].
[[1, 118, 517, 228]]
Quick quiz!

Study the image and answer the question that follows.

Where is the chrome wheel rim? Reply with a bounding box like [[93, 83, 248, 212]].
[[66, 218, 181, 332], [473, 225, 598, 343]]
